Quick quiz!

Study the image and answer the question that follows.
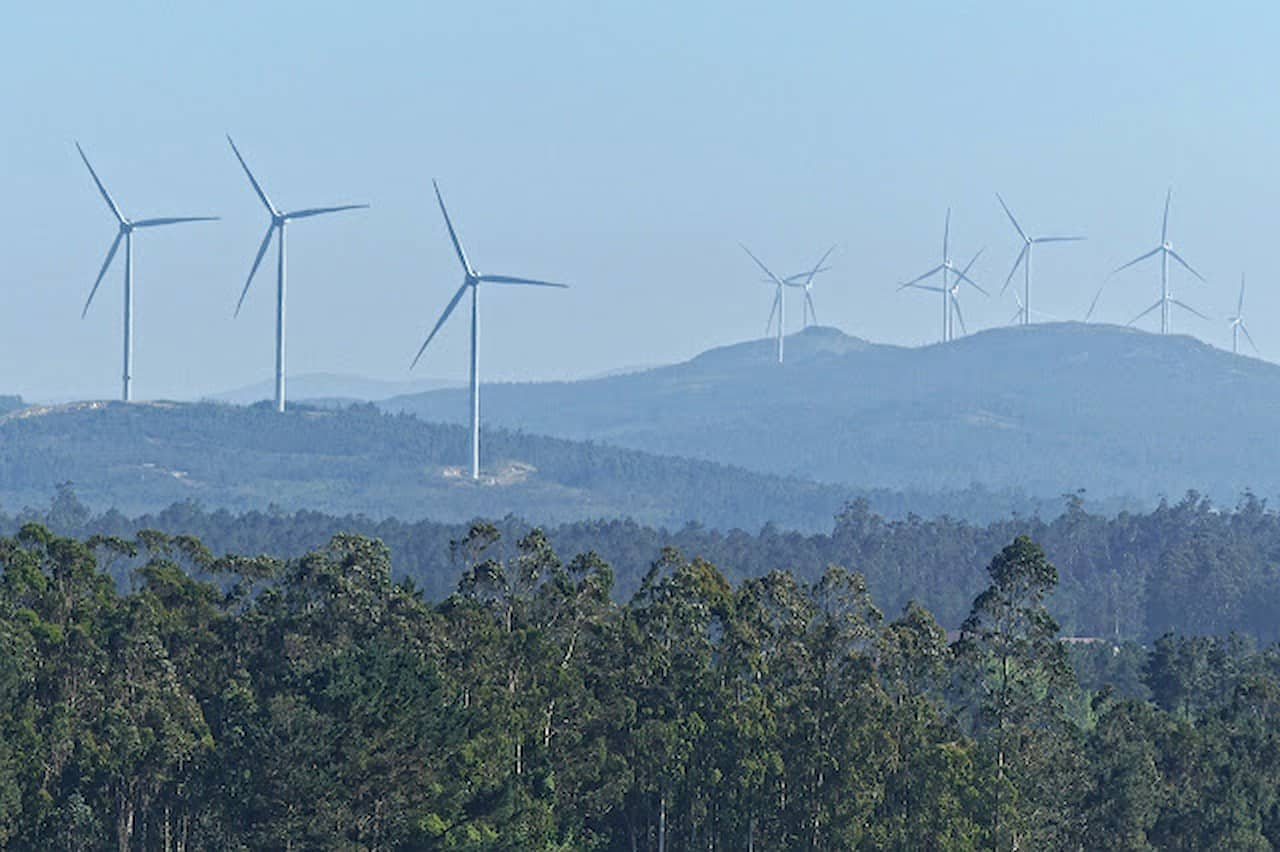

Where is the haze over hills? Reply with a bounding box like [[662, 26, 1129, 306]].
[[384, 323, 1280, 503], [204, 372, 460, 406]]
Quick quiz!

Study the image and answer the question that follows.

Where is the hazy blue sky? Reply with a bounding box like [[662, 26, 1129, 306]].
[[1, 1, 1275, 400]]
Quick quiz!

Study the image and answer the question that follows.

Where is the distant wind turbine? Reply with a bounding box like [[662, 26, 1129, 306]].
[[1111, 188, 1207, 334], [76, 142, 218, 402], [741, 244, 789, 363], [901, 247, 985, 340], [896, 210, 986, 342], [1228, 273, 1258, 355], [783, 246, 837, 329], [227, 135, 368, 413], [1009, 287, 1062, 326], [995, 193, 1085, 326], [410, 181, 569, 481]]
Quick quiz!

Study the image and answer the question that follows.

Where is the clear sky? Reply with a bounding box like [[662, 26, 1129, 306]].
[[1, 1, 1275, 400]]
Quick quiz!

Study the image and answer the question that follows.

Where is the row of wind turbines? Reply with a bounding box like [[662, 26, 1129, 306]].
[[74, 142, 1262, 482], [741, 190, 1259, 363], [75, 138, 566, 482]]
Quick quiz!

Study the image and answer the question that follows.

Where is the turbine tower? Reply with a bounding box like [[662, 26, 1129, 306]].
[[1228, 273, 1257, 355], [783, 246, 837, 329], [411, 181, 569, 481], [740, 244, 789, 363], [896, 210, 985, 342], [76, 143, 218, 402], [900, 248, 985, 340], [995, 193, 1085, 325], [227, 136, 368, 413], [1112, 189, 1206, 334]]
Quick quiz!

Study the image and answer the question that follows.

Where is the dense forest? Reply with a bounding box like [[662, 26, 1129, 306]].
[[10, 487, 1280, 642], [2, 525, 1280, 850]]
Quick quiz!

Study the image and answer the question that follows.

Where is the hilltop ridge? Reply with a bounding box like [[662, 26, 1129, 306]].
[[385, 323, 1280, 501]]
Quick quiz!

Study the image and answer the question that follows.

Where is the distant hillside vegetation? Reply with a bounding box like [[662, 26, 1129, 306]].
[[384, 323, 1279, 502], [0, 400, 1073, 529]]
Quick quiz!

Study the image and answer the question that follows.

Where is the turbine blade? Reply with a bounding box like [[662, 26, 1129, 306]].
[[806, 290, 818, 325], [226, 136, 277, 215], [952, 266, 988, 296], [433, 180, 474, 276], [1001, 243, 1028, 296], [1167, 249, 1206, 282], [951, 294, 967, 336], [899, 264, 944, 288], [739, 243, 782, 284], [75, 142, 125, 224], [1170, 298, 1208, 321], [411, 282, 469, 369], [943, 208, 950, 260], [477, 274, 568, 289], [764, 289, 780, 335], [1112, 246, 1161, 275], [1128, 299, 1163, 326], [82, 231, 123, 317], [1084, 284, 1105, 321], [284, 204, 369, 220], [960, 247, 984, 278], [1162, 187, 1172, 243], [803, 245, 837, 285], [1238, 273, 1246, 314], [900, 283, 945, 294], [131, 216, 220, 228], [234, 224, 276, 317], [1242, 323, 1259, 353], [1032, 236, 1086, 243], [995, 193, 1027, 242]]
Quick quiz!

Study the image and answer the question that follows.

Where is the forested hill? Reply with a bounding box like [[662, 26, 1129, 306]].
[[0, 400, 857, 529], [385, 323, 1280, 502], [0, 399, 1070, 528]]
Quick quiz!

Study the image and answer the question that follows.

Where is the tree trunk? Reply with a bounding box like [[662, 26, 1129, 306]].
[[658, 793, 667, 852]]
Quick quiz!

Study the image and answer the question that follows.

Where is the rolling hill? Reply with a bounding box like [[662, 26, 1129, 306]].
[[0, 400, 870, 530], [384, 323, 1280, 502]]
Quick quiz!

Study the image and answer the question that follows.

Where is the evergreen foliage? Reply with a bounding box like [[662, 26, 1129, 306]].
[[2, 525, 1280, 849]]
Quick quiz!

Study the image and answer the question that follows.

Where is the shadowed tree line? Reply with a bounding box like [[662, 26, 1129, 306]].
[[3, 525, 1280, 850], [9, 486, 1280, 641]]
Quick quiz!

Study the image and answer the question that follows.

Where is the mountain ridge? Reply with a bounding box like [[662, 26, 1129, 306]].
[[383, 323, 1279, 502]]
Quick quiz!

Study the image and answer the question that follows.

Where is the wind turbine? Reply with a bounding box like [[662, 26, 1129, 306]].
[[995, 193, 1085, 325], [1228, 273, 1257, 355], [896, 209, 986, 342], [410, 181, 569, 481], [1009, 287, 1062, 326], [76, 143, 218, 402], [227, 135, 368, 413], [783, 246, 837, 329], [901, 248, 985, 340], [741, 244, 788, 363], [1111, 188, 1207, 334]]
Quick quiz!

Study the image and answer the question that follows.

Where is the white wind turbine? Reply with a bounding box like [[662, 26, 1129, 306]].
[[227, 136, 368, 413], [740, 244, 789, 363], [1111, 188, 1207, 334], [1228, 274, 1257, 355], [897, 209, 986, 342], [76, 142, 218, 402], [410, 181, 569, 482], [901, 248, 985, 340], [783, 246, 837, 329], [995, 193, 1085, 325]]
